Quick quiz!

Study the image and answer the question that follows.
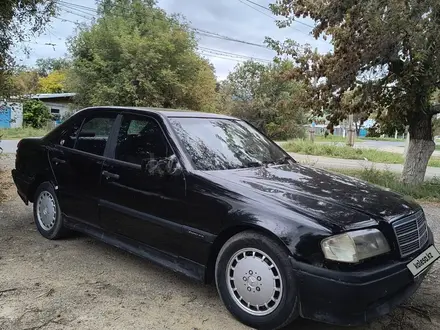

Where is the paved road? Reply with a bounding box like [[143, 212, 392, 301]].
[[289, 153, 440, 180], [0, 138, 43, 154], [0, 139, 20, 154]]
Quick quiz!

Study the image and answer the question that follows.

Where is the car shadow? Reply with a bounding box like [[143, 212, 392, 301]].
[[76, 234, 364, 330]]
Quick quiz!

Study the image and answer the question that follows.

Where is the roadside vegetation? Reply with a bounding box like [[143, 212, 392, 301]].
[[284, 140, 440, 168], [329, 168, 440, 201], [313, 135, 360, 143], [0, 127, 49, 139], [362, 137, 405, 142], [314, 135, 406, 143]]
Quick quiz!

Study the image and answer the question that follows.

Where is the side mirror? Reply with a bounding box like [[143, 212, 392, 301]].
[[141, 155, 182, 177], [164, 154, 182, 176]]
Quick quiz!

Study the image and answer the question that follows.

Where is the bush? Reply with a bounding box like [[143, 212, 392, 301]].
[[23, 100, 51, 129], [330, 168, 440, 201], [283, 139, 440, 167], [266, 121, 306, 140]]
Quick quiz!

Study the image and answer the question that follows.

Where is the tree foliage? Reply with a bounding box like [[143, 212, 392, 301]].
[[23, 99, 51, 128], [12, 70, 41, 96], [68, 0, 217, 111], [36, 57, 71, 77], [39, 70, 67, 93], [217, 60, 307, 140], [269, 0, 440, 184], [0, 1, 57, 97]]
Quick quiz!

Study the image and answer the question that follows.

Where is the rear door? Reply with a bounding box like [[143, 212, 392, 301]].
[[48, 111, 117, 227], [99, 112, 187, 254]]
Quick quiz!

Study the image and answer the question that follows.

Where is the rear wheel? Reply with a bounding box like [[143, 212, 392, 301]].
[[33, 182, 69, 239], [215, 231, 299, 329]]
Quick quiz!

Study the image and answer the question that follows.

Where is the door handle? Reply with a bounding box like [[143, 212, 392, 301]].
[[102, 170, 120, 180], [51, 157, 66, 164]]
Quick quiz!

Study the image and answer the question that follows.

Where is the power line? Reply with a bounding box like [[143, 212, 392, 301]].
[[56, 1, 275, 59], [237, 0, 310, 36], [198, 46, 272, 63], [58, 1, 98, 14], [243, 0, 270, 11], [53, 16, 82, 25], [58, 3, 96, 18], [200, 52, 249, 63], [58, 1, 269, 50], [241, 0, 315, 29], [238, 0, 274, 19], [192, 28, 268, 49], [59, 7, 93, 20]]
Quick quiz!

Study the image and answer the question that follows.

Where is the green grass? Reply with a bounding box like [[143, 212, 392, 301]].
[[360, 136, 405, 142], [328, 168, 440, 201], [436, 144, 440, 151], [283, 139, 440, 167], [0, 127, 49, 140], [313, 135, 361, 143]]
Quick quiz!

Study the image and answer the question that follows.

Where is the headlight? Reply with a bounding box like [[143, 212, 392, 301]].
[[321, 229, 390, 263]]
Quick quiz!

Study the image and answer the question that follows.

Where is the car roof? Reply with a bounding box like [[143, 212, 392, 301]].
[[83, 106, 236, 120]]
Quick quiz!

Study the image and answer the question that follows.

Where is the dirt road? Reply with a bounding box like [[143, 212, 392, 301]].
[[1, 155, 440, 330]]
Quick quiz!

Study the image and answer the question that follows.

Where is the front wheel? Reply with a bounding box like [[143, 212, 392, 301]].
[[215, 231, 299, 330], [33, 182, 69, 239]]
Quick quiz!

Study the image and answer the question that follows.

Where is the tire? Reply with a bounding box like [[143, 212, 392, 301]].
[[33, 182, 69, 239], [215, 231, 299, 330]]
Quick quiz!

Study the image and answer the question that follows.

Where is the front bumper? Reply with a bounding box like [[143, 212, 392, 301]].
[[291, 229, 434, 326]]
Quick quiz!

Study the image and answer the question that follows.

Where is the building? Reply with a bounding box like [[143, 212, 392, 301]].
[[31, 93, 77, 124], [0, 102, 23, 129], [1, 93, 77, 129]]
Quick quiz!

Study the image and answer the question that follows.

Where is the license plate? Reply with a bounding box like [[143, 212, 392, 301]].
[[407, 245, 440, 277]]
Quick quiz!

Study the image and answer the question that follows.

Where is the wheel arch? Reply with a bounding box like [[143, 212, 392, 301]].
[[27, 174, 55, 203], [205, 224, 293, 284]]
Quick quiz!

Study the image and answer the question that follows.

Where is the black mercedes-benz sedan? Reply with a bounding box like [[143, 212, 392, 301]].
[[12, 107, 439, 329]]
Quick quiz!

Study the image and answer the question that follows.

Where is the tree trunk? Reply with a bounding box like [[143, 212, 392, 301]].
[[401, 114, 435, 185]]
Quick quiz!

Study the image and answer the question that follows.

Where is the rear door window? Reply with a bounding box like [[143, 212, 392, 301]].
[[74, 114, 116, 156]]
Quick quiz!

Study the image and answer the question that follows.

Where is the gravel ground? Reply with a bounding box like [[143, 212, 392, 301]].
[[1, 156, 440, 330]]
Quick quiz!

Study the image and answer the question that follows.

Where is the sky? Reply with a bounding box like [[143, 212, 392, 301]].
[[14, 0, 332, 80]]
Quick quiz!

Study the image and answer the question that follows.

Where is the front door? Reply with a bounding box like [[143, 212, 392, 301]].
[[99, 113, 187, 255], [48, 112, 117, 227]]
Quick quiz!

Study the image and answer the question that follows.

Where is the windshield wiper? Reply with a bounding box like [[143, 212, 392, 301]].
[[275, 155, 293, 165], [262, 156, 293, 166], [245, 161, 264, 168]]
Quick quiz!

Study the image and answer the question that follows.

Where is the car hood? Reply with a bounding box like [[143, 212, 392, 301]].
[[206, 164, 420, 229]]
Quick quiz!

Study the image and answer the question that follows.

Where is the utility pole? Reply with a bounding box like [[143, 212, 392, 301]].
[[309, 121, 316, 143], [347, 114, 355, 147]]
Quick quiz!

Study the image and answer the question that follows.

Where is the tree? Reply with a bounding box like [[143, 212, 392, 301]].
[[12, 70, 41, 96], [269, 0, 440, 184], [339, 90, 371, 136], [218, 60, 307, 140], [0, 1, 57, 97], [68, 0, 217, 111], [23, 100, 51, 128], [39, 70, 68, 93], [35, 57, 71, 77]]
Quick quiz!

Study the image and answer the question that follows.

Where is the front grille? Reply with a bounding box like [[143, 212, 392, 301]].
[[392, 210, 429, 258]]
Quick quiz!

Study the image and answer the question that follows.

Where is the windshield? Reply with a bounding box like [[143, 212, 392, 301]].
[[169, 117, 289, 170]]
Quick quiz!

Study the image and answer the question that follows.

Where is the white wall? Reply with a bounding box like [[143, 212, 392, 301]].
[[10, 102, 23, 128], [43, 101, 73, 120]]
